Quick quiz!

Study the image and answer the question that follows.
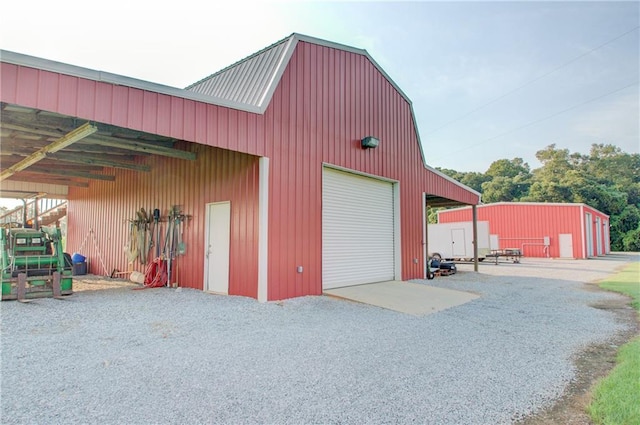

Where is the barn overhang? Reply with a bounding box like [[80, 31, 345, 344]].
[[0, 102, 199, 200], [423, 165, 482, 208]]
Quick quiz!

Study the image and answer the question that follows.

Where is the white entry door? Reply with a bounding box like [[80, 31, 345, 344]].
[[559, 233, 573, 258], [204, 202, 231, 294]]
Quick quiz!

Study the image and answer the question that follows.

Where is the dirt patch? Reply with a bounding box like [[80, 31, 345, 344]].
[[517, 284, 639, 425], [72, 275, 138, 291]]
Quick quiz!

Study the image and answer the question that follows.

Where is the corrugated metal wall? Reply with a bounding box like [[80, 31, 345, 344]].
[[2, 44, 481, 301], [261, 42, 478, 299], [583, 205, 611, 256], [66, 144, 260, 297], [438, 203, 610, 259]]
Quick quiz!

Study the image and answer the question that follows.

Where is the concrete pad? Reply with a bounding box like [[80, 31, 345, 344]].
[[324, 280, 479, 316]]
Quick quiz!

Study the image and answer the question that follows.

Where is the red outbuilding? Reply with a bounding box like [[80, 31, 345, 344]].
[[437, 202, 611, 259], [1, 33, 482, 300]]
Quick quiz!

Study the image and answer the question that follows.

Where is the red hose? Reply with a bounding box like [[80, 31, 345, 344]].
[[133, 257, 167, 289]]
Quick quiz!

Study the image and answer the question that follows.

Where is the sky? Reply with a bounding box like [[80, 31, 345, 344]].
[[1, 0, 638, 176]]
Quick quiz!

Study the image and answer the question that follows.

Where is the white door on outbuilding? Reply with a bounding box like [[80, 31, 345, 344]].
[[559, 233, 573, 258], [322, 167, 396, 290]]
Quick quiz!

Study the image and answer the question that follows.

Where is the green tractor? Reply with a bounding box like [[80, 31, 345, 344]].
[[1, 226, 73, 301]]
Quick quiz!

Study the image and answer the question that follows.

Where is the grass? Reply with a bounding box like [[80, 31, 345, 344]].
[[598, 262, 640, 311], [588, 262, 640, 425]]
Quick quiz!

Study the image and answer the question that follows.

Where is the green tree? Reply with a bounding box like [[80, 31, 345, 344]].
[[610, 205, 640, 251], [486, 157, 530, 179], [481, 177, 520, 202], [586, 144, 640, 185], [622, 225, 640, 251], [435, 168, 490, 193], [427, 207, 441, 224], [481, 157, 532, 201], [459, 172, 491, 193], [518, 145, 575, 202]]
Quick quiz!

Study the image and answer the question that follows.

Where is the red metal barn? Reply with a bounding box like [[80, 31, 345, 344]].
[[1, 33, 481, 301], [437, 202, 611, 259]]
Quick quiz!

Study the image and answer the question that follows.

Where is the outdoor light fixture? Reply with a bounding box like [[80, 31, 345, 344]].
[[361, 136, 379, 149]]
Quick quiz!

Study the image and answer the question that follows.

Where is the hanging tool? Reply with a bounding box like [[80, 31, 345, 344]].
[[164, 208, 174, 287], [153, 208, 161, 258], [124, 220, 139, 263], [176, 213, 186, 255], [135, 208, 150, 264]]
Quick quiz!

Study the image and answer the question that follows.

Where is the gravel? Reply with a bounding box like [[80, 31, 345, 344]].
[[1, 254, 636, 424]]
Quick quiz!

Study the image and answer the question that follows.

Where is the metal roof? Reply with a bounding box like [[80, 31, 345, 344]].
[[184, 33, 418, 112], [1, 33, 479, 202], [186, 35, 296, 111]]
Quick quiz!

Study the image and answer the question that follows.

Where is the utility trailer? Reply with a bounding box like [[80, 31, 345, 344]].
[[427, 221, 494, 261], [1, 226, 73, 301]]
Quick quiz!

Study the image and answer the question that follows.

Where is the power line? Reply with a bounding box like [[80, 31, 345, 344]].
[[447, 80, 639, 155], [426, 25, 640, 136]]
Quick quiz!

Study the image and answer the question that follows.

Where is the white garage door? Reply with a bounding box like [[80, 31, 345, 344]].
[[322, 168, 395, 289]]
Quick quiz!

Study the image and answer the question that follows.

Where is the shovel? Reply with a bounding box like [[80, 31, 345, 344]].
[[177, 217, 186, 255]]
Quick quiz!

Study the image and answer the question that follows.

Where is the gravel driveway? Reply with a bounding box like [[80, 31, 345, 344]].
[[1, 254, 636, 424]]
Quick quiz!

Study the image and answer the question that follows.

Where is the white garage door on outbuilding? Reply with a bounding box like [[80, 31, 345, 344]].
[[322, 167, 397, 290]]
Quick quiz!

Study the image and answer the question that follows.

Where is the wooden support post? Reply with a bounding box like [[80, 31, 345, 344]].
[[17, 273, 27, 302], [52, 272, 62, 299]]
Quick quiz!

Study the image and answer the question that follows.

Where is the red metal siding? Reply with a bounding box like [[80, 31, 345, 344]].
[[94, 82, 113, 123], [0, 63, 18, 101], [2, 41, 481, 302], [583, 205, 611, 256], [15, 66, 39, 106], [77, 79, 96, 118], [112, 85, 130, 128], [37, 71, 59, 112], [58, 75, 78, 115], [65, 145, 260, 298], [262, 42, 478, 300], [438, 203, 610, 259]]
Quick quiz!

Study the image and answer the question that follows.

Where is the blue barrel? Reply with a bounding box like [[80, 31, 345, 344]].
[[72, 253, 86, 263]]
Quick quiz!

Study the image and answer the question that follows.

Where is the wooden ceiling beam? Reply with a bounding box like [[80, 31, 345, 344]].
[[25, 166, 116, 181], [0, 158, 105, 173], [1, 122, 67, 139], [2, 114, 177, 148], [2, 137, 142, 157], [0, 123, 97, 181], [46, 152, 151, 172], [8, 174, 90, 188], [84, 135, 196, 160]]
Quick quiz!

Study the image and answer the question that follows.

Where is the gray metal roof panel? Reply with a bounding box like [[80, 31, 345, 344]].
[[186, 35, 296, 110], [185, 33, 415, 113]]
